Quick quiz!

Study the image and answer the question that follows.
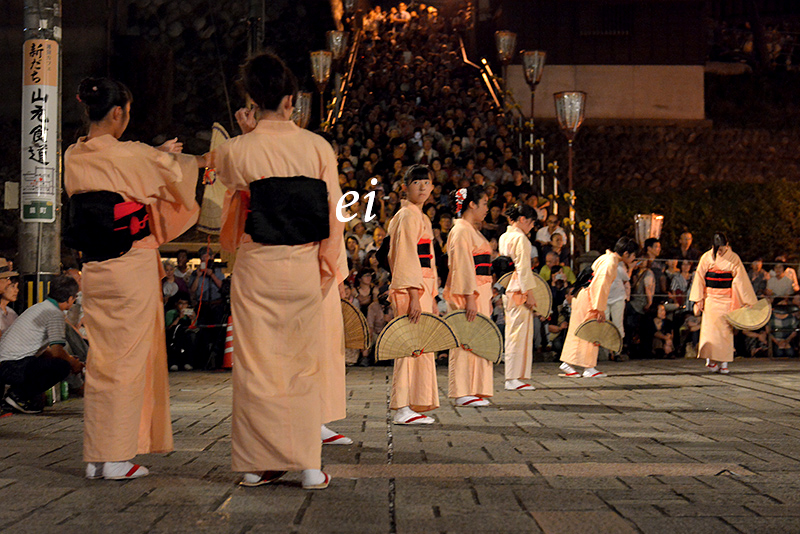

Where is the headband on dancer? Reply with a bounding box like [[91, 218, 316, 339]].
[[455, 188, 468, 217]]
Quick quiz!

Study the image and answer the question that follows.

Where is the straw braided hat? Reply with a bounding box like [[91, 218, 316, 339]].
[[341, 299, 370, 349], [375, 312, 459, 361], [444, 311, 503, 364], [725, 299, 771, 331], [575, 319, 623, 353]]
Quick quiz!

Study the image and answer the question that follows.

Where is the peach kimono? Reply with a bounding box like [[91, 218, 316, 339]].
[[689, 248, 757, 362], [387, 200, 440, 412], [560, 250, 620, 369], [444, 219, 494, 398], [498, 226, 538, 381], [64, 135, 199, 462], [215, 119, 344, 472], [319, 240, 349, 425]]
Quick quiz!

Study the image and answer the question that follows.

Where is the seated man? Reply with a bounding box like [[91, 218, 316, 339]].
[[766, 262, 795, 305], [538, 251, 576, 284], [0, 276, 83, 414]]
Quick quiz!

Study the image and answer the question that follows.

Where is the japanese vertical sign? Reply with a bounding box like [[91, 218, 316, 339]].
[[21, 39, 58, 222]]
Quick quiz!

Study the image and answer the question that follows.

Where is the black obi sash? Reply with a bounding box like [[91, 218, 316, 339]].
[[706, 270, 733, 289], [245, 176, 330, 246], [417, 239, 432, 268], [473, 253, 492, 276], [64, 191, 151, 262]]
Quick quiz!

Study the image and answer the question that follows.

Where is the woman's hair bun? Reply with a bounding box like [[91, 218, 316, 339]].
[[240, 52, 298, 111], [76, 77, 132, 122], [504, 202, 536, 221]]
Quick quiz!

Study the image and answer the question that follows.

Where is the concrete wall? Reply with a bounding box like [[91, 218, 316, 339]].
[[506, 64, 705, 121]]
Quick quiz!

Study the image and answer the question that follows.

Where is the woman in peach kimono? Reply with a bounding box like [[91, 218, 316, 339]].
[[559, 237, 639, 379], [387, 165, 440, 425], [498, 204, 539, 391], [444, 186, 494, 406], [689, 233, 757, 374], [64, 78, 203, 480], [319, 240, 353, 446], [214, 53, 343, 489]]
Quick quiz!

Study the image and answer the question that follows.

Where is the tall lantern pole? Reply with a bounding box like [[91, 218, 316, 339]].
[[310, 50, 332, 128], [494, 31, 519, 147], [521, 50, 545, 191], [554, 91, 587, 268], [20, 0, 61, 308]]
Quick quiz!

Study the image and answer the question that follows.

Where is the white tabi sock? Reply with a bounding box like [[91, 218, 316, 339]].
[[321, 424, 353, 445]]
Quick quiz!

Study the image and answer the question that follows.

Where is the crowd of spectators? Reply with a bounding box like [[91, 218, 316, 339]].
[[329, 4, 800, 365]]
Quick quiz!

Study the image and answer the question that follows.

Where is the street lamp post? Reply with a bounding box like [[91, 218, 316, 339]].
[[310, 50, 332, 126], [521, 50, 546, 190], [554, 91, 587, 267], [291, 92, 312, 129]]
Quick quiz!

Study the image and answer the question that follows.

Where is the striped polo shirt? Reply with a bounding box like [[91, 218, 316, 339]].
[[0, 299, 67, 363]]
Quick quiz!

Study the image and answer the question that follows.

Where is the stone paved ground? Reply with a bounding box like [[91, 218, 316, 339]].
[[2, 358, 800, 533]]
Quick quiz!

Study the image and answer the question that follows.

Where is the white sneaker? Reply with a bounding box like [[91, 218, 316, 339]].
[[102, 461, 149, 480], [505, 379, 535, 391], [559, 362, 581, 377], [719, 363, 730, 374], [582, 367, 607, 378], [706, 362, 720, 373], [183, 364, 193, 371]]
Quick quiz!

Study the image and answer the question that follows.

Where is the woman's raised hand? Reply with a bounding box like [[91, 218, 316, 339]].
[[158, 137, 183, 153], [236, 107, 258, 134]]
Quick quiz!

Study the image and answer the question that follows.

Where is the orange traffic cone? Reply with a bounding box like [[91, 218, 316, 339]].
[[222, 316, 233, 369]]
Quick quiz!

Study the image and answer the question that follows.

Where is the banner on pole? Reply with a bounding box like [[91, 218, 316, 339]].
[[21, 38, 58, 223]]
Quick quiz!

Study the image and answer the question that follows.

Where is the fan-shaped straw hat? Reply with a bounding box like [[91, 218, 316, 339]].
[[444, 311, 503, 364], [341, 299, 370, 349], [498, 271, 552, 319], [375, 312, 459, 361], [725, 299, 771, 331], [575, 319, 623, 353]]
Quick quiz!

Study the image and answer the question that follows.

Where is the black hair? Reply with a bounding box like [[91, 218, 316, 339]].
[[77, 77, 132, 122], [48, 275, 80, 303], [240, 52, 298, 111], [643, 237, 660, 251], [613, 236, 639, 256], [504, 203, 536, 222], [712, 232, 728, 259], [451, 185, 486, 218], [403, 164, 432, 184], [357, 268, 374, 281], [166, 291, 191, 311]]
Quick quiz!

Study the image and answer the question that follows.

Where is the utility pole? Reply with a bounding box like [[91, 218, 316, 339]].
[[20, 0, 61, 308]]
